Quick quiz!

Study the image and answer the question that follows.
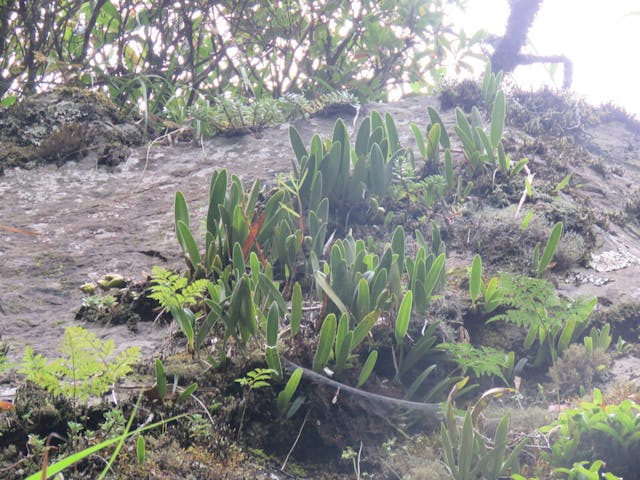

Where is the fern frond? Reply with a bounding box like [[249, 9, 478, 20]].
[[148, 266, 211, 311]]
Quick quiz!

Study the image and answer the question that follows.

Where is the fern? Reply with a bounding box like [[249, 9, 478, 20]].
[[488, 273, 596, 367], [20, 326, 140, 407], [438, 342, 513, 384], [148, 266, 211, 311]]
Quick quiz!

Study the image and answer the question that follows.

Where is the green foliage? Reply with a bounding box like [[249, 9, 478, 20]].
[[311, 310, 379, 380], [533, 221, 564, 277], [481, 63, 504, 106], [0, 1, 474, 116], [265, 301, 283, 380], [136, 435, 146, 465], [469, 254, 482, 309], [24, 400, 187, 480], [153, 358, 198, 406], [406, 248, 446, 314], [437, 342, 515, 385], [236, 368, 276, 438], [189, 94, 311, 137], [487, 273, 596, 367], [357, 350, 378, 388], [440, 386, 527, 480], [290, 282, 303, 337], [394, 291, 413, 347], [314, 232, 397, 321], [175, 170, 292, 278], [20, 326, 140, 407], [313, 313, 338, 373], [552, 460, 622, 480], [235, 368, 275, 390], [277, 368, 304, 419], [289, 114, 401, 224], [540, 389, 640, 479], [149, 266, 222, 356], [583, 323, 612, 357], [466, 254, 505, 314], [148, 266, 211, 311]]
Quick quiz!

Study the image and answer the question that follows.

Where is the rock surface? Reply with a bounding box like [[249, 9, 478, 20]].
[[1, 93, 639, 390]]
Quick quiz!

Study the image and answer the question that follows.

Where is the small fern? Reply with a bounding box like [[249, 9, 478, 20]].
[[20, 326, 140, 408], [438, 342, 513, 384], [488, 273, 597, 367], [148, 266, 211, 311]]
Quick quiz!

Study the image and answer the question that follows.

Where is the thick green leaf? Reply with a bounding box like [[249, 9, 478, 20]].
[[231, 204, 249, 247], [385, 113, 400, 154], [411, 122, 427, 158], [136, 434, 145, 465], [232, 241, 245, 277], [172, 306, 195, 350], [355, 117, 371, 158], [207, 170, 227, 232], [391, 225, 405, 275], [351, 310, 378, 350], [313, 313, 337, 372], [289, 126, 308, 164], [424, 253, 446, 300], [426, 122, 441, 165], [176, 383, 198, 404], [335, 313, 349, 358], [335, 331, 353, 373], [266, 346, 282, 381], [356, 350, 378, 387], [154, 359, 167, 400], [490, 90, 506, 148], [444, 149, 454, 189], [177, 221, 201, 270], [470, 254, 482, 305], [428, 106, 450, 149], [257, 272, 287, 316], [459, 412, 474, 477], [277, 367, 302, 414], [356, 277, 370, 321], [394, 291, 413, 346], [309, 171, 323, 211], [196, 309, 219, 352], [537, 221, 563, 277], [315, 270, 350, 318], [174, 191, 190, 250], [369, 143, 387, 197], [229, 275, 256, 345], [290, 282, 302, 336], [266, 301, 279, 347]]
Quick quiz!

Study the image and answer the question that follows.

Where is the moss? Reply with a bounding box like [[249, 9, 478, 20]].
[[547, 343, 611, 397], [594, 302, 640, 340], [0, 86, 142, 172], [438, 78, 485, 112], [508, 87, 602, 139], [376, 435, 452, 479]]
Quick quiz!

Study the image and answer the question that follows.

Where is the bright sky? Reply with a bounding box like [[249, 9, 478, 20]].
[[457, 0, 640, 116]]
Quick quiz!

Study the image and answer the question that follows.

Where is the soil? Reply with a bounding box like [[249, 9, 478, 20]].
[[2, 88, 640, 478]]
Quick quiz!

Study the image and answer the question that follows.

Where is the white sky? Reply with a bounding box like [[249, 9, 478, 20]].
[[457, 0, 640, 116]]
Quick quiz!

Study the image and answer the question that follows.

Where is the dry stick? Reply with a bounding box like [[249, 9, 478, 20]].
[[138, 126, 191, 187], [281, 410, 309, 472], [0, 225, 39, 236]]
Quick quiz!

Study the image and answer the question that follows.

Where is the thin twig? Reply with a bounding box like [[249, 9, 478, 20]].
[[281, 410, 309, 471]]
